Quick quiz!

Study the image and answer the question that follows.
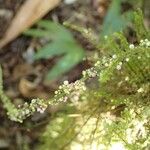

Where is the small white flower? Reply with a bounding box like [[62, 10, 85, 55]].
[[146, 41, 150, 47], [37, 107, 45, 113], [31, 99, 36, 103], [94, 61, 100, 66], [125, 58, 129, 62], [105, 63, 109, 67], [129, 44, 134, 49], [82, 71, 86, 76], [59, 85, 62, 89], [73, 95, 79, 101], [137, 88, 144, 93], [116, 65, 121, 70], [63, 80, 69, 85], [112, 54, 117, 59], [119, 62, 122, 65], [25, 109, 30, 114], [55, 91, 58, 94], [140, 39, 144, 43], [125, 76, 129, 81]]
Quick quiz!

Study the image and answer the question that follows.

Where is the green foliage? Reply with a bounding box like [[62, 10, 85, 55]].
[[0, 66, 57, 122], [101, 0, 133, 36], [133, 10, 150, 40], [0, 66, 20, 121], [122, 0, 143, 7], [38, 113, 76, 150], [36, 11, 150, 150], [24, 20, 85, 80], [0, 10, 150, 150], [101, 0, 144, 36]]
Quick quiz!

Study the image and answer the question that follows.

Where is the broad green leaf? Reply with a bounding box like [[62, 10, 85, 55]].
[[25, 20, 85, 80]]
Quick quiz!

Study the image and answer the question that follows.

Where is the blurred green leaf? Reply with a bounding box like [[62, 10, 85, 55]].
[[24, 29, 49, 37], [101, 0, 133, 36], [24, 20, 85, 80], [46, 49, 84, 80]]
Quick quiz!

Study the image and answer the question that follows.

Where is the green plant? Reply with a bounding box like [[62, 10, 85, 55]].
[[24, 20, 85, 80], [0, 10, 150, 150], [37, 10, 150, 149], [101, 0, 143, 36]]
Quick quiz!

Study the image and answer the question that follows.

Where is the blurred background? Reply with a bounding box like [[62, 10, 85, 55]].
[[0, 0, 149, 149]]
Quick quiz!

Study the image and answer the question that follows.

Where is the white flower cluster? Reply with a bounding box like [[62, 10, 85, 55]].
[[102, 56, 108, 64], [82, 67, 98, 78], [10, 99, 48, 122], [140, 39, 150, 48], [129, 39, 150, 49], [54, 80, 87, 105], [31, 99, 47, 113], [94, 60, 100, 67], [103, 55, 118, 68], [116, 62, 123, 70], [126, 116, 148, 144]]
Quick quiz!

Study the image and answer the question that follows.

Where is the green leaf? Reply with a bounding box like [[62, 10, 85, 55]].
[[101, 0, 132, 36], [37, 20, 74, 41], [34, 42, 67, 59], [24, 29, 50, 37], [24, 20, 85, 80], [46, 48, 84, 80]]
